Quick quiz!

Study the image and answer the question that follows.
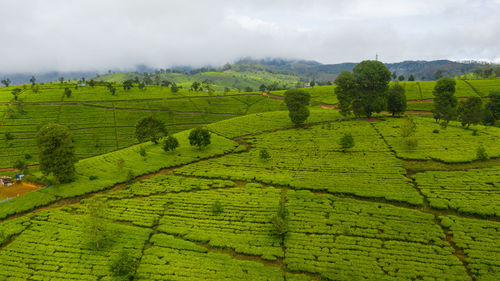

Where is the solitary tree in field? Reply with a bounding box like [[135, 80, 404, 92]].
[[335, 60, 391, 117], [259, 84, 267, 92], [1, 78, 10, 87], [59, 77, 64, 84], [310, 80, 316, 87], [189, 127, 211, 149], [387, 83, 407, 116], [163, 135, 179, 152], [123, 80, 133, 91], [135, 117, 167, 144], [408, 74, 415, 81], [457, 97, 483, 127], [392, 72, 397, 81], [339, 133, 355, 152], [85, 197, 107, 249], [29, 76, 36, 86], [486, 91, 500, 121], [398, 75, 405, 81], [64, 87, 72, 98], [11, 88, 21, 100], [284, 89, 310, 125], [400, 117, 418, 150], [190, 81, 201, 91], [36, 123, 76, 183], [432, 77, 458, 123]]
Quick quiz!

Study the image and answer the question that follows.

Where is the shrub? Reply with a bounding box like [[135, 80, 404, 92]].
[[432, 129, 439, 134], [139, 146, 147, 157], [89, 175, 98, 181], [109, 250, 137, 280], [24, 153, 32, 160], [163, 135, 179, 152], [404, 137, 419, 150], [476, 146, 489, 161], [339, 133, 354, 152], [271, 199, 288, 238], [189, 128, 211, 149], [13, 159, 27, 171], [211, 200, 224, 215], [4, 132, 13, 141], [259, 149, 271, 160], [472, 129, 478, 136]]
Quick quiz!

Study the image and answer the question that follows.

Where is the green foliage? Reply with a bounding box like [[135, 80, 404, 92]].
[[335, 60, 391, 117], [271, 199, 288, 238], [139, 146, 147, 157], [109, 250, 137, 279], [284, 89, 311, 125], [486, 91, 500, 120], [163, 135, 179, 152], [476, 146, 489, 161], [188, 127, 211, 149], [85, 198, 107, 249], [135, 116, 167, 144], [211, 200, 224, 215], [36, 123, 76, 183], [457, 97, 483, 127], [13, 159, 27, 171], [64, 87, 71, 98], [339, 133, 354, 151], [11, 88, 21, 101], [387, 83, 407, 116], [259, 148, 271, 160], [432, 77, 458, 123], [433, 129, 440, 134], [400, 117, 417, 138]]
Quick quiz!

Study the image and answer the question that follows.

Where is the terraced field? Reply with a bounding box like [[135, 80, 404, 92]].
[[0, 84, 285, 167], [0, 86, 499, 280]]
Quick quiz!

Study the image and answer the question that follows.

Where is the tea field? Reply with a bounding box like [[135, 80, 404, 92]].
[[0, 109, 498, 280]]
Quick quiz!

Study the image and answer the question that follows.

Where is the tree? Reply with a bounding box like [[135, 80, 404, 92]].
[[36, 123, 76, 183], [408, 74, 415, 81], [88, 79, 96, 87], [339, 133, 354, 152], [29, 76, 36, 85], [387, 83, 407, 116], [11, 88, 21, 101], [476, 146, 489, 161], [163, 135, 179, 152], [432, 77, 457, 123], [64, 87, 71, 98], [259, 84, 267, 92], [334, 60, 391, 117], [190, 81, 200, 91], [1, 78, 10, 87], [259, 149, 271, 160], [138, 82, 145, 90], [310, 80, 316, 87], [398, 75, 405, 81], [189, 127, 211, 149], [284, 89, 310, 125], [334, 71, 356, 117], [109, 250, 137, 280], [270, 199, 288, 238], [123, 80, 133, 91], [244, 86, 253, 92], [400, 117, 418, 150], [486, 91, 500, 120], [457, 97, 483, 127], [59, 77, 64, 84], [135, 117, 167, 144], [391, 72, 397, 81]]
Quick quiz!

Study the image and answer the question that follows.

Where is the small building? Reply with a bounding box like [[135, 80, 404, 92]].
[[15, 173, 24, 180], [0, 176, 13, 186]]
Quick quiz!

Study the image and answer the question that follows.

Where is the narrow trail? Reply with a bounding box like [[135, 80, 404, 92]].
[[462, 80, 482, 97]]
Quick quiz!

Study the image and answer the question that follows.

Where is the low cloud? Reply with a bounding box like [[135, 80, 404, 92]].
[[0, 0, 499, 72]]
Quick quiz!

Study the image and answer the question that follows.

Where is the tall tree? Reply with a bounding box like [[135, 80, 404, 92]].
[[1, 78, 10, 87], [391, 71, 397, 81], [486, 91, 500, 121], [59, 77, 64, 84], [29, 76, 36, 85], [334, 71, 356, 117], [135, 117, 167, 144], [398, 75, 405, 81], [190, 81, 200, 91], [284, 89, 311, 125], [36, 123, 76, 183], [335, 60, 391, 117], [408, 74, 415, 81], [457, 97, 483, 127], [387, 83, 407, 116], [432, 77, 458, 123]]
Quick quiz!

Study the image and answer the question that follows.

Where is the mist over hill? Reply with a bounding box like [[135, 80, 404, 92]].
[[1, 59, 495, 86]]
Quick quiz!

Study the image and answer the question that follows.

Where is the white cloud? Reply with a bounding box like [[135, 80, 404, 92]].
[[0, 0, 499, 72]]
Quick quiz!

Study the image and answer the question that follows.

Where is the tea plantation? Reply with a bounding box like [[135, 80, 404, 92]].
[[0, 83, 499, 280]]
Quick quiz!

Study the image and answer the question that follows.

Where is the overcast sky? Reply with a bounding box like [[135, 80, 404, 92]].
[[1, 0, 499, 72]]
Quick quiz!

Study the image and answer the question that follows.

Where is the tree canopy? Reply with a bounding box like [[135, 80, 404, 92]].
[[189, 127, 211, 149], [36, 123, 76, 183], [335, 60, 391, 117], [457, 97, 483, 127], [432, 77, 457, 123], [284, 89, 311, 125], [387, 83, 407, 116], [135, 117, 167, 144]]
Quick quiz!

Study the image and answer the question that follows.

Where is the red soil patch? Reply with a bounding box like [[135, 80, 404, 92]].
[[0, 182, 44, 201]]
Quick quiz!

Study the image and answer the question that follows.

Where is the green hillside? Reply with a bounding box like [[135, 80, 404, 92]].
[[0, 110, 499, 280]]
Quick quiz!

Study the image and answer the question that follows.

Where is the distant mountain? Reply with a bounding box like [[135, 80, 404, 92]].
[[1, 58, 495, 85]]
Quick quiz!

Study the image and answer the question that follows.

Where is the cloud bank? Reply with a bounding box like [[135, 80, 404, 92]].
[[1, 0, 499, 72]]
